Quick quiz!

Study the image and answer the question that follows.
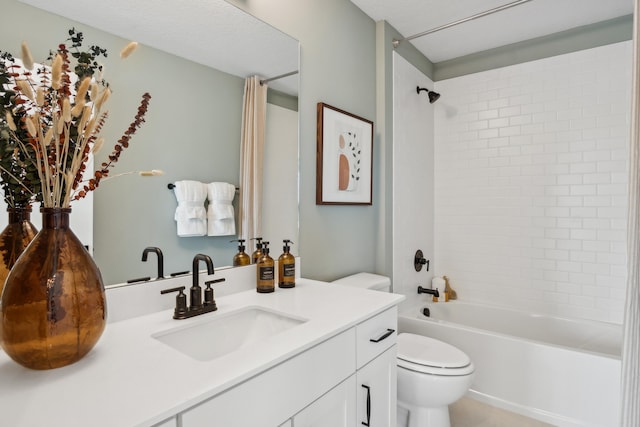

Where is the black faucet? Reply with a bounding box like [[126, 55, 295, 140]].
[[417, 286, 439, 297], [191, 254, 215, 310], [414, 250, 430, 272], [160, 253, 223, 320], [142, 247, 164, 279]]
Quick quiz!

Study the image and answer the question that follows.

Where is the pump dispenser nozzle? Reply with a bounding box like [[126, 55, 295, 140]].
[[230, 239, 250, 267], [282, 239, 293, 252]]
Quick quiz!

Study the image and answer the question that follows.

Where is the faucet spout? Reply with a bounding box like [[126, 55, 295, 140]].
[[417, 285, 439, 298], [192, 254, 215, 288], [142, 246, 164, 279], [160, 254, 219, 320], [190, 254, 215, 311]]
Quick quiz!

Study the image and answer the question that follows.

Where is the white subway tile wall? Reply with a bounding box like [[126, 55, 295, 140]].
[[433, 41, 631, 323]]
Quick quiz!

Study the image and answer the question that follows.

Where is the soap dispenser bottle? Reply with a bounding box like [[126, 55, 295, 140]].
[[256, 241, 275, 293], [278, 239, 295, 288], [251, 237, 264, 264], [231, 239, 250, 267]]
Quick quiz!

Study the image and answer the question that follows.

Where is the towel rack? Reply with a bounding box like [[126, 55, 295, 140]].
[[167, 183, 239, 192]]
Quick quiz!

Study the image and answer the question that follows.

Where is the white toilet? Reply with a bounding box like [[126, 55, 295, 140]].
[[332, 273, 474, 427]]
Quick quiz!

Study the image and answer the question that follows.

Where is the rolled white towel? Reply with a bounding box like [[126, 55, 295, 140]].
[[173, 180, 207, 237], [207, 182, 236, 236]]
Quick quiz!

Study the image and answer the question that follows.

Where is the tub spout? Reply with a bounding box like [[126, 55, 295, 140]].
[[418, 285, 439, 297]]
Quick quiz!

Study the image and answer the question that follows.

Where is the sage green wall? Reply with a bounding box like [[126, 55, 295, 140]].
[[228, 0, 381, 281], [3, 0, 381, 285], [3, 1, 245, 284]]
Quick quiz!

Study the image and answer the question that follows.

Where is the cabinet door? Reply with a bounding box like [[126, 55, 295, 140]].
[[357, 345, 397, 427], [293, 375, 356, 427]]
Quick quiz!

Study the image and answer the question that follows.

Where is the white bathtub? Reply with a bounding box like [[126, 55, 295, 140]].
[[398, 300, 622, 427]]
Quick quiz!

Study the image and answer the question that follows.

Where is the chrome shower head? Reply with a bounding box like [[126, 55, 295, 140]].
[[416, 86, 441, 104]]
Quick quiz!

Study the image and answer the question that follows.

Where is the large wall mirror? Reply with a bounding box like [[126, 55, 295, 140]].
[[7, 0, 299, 285]]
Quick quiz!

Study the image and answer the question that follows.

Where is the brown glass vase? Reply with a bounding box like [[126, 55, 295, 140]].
[[0, 208, 106, 370], [0, 207, 38, 298]]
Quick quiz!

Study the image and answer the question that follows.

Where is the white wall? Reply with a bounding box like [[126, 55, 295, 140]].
[[433, 41, 631, 323], [392, 53, 435, 303]]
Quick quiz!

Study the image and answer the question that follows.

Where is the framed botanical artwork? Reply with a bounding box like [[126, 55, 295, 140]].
[[316, 103, 374, 205]]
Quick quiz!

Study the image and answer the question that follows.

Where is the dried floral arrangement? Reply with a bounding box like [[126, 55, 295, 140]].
[[0, 28, 152, 209], [0, 52, 39, 208]]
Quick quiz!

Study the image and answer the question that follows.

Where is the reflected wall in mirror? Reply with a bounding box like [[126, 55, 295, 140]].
[[3, 0, 299, 285]]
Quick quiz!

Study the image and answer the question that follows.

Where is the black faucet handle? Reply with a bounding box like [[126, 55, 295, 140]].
[[160, 286, 188, 319], [203, 282, 215, 308], [203, 278, 225, 307], [414, 249, 430, 272], [205, 278, 226, 286]]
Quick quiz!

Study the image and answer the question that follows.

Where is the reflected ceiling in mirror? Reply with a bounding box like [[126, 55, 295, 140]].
[[18, 0, 299, 95]]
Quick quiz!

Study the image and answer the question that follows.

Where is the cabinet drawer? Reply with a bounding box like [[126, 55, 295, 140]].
[[356, 306, 397, 369]]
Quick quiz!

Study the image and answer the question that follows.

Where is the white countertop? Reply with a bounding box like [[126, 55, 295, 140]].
[[0, 279, 403, 427]]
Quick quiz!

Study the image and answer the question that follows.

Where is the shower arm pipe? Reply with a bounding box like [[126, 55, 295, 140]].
[[259, 70, 299, 86], [392, 0, 533, 48]]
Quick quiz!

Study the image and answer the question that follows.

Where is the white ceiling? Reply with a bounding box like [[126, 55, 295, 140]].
[[18, 0, 300, 95], [350, 0, 634, 63]]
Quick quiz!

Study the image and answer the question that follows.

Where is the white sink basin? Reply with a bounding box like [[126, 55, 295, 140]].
[[152, 306, 307, 361]]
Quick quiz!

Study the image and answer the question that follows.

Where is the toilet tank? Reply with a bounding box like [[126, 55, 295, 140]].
[[331, 272, 391, 292]]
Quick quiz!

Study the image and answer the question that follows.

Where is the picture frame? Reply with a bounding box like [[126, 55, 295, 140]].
[[316, 102, 374, 205]]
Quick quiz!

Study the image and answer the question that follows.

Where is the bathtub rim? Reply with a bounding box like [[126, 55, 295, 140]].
[[399, 299, 622, 360]]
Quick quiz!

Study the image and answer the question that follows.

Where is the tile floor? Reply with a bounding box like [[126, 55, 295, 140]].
[[449, 397, 555, 427]]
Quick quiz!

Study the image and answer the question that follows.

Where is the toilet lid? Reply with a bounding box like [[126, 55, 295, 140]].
[[397, 333, 471, 369]]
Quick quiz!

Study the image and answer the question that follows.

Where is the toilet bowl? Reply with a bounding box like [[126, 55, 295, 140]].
[[332, 273, 474, 427], [397, 332, 474, 427]]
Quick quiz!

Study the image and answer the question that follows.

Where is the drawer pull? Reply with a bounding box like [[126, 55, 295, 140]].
[[361, 384, 371, 426], [369, 328, 395, 343]]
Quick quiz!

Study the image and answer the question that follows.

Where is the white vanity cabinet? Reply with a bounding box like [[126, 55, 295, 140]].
[[180, 306, 398, 427], [290, 306, 398, 427], [355, 306, 398, 427], [180, 329, 355, 427], [292, 344, 396, 427]]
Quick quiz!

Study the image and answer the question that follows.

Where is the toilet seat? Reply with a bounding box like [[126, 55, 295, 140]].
[[397, 333, 474, 376]]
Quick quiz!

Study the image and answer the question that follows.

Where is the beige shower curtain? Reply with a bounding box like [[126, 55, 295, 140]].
[[238, 76, 267, 247], [622, 1, 640, 424]]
